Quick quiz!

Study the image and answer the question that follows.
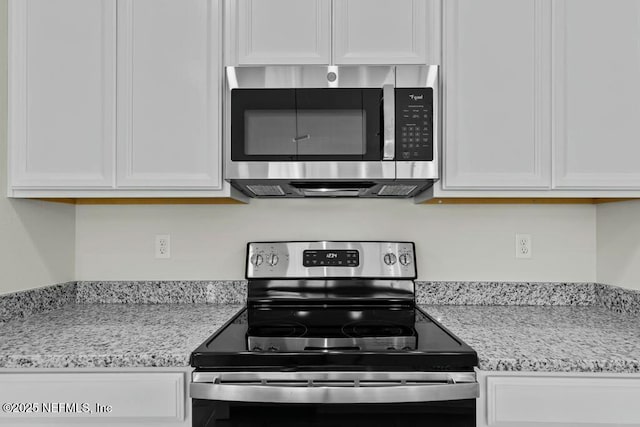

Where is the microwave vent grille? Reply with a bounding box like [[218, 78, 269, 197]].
[[378, 185, 418, 197], [246, 185, 286, 197]]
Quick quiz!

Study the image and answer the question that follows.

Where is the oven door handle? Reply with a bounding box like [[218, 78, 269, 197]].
[[190, 380, 478, 404]]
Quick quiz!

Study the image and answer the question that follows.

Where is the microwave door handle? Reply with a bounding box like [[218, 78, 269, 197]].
[[293, 134, 311, 142], [383, 84, 395, 160]]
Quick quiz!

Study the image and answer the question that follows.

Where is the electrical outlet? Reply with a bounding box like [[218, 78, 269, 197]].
[[515, 234, 532, 259], [155, 234, 170, 259]]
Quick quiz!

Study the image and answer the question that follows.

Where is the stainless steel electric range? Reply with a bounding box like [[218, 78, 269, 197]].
[[190, 241, 478, 427]]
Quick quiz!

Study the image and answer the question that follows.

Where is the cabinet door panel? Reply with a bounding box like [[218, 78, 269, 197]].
[[553, 0, 640, 189], [117, 0, 221, 188], [485, 375, 640, 426], [333, 0, 434, 65], [9, 0, 115, 188], [443, 0, 551, 189], [0, 373, 184, 424], [233, 0, 330, 65]]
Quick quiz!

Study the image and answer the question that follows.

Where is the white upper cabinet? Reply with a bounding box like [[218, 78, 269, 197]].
[[552, 0, 640, 189], [9, 0, 116, 189], [333, 0, 434, 64], [228, 0, 434, 66], [117, 0, 221, 189], [442, 0, 551, 189], [229, 0, 331, 65]]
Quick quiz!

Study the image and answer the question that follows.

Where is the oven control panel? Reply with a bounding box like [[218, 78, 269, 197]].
[[303, 250, 359, 267], [247, 241, 416, 279], [395, 88, 433, 161]]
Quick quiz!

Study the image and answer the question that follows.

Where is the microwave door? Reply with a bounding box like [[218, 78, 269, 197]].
[[245, 110, 297, 156], [294, 89, 383, 161], [231, 89, 297, 161], [295, 109, 365, 157]]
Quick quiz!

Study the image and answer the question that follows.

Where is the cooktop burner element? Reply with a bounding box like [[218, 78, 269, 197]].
[[248, 322, 308, 338], [341, 320, 413, 338], [246, 305, 419, 352]]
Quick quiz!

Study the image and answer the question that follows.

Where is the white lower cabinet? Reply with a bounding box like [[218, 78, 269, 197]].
[[0, 370, 190, 427], [477, 370, 640, 427]]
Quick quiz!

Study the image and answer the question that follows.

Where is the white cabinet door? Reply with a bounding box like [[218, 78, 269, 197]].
[[442, 0, 551, 189], [116, 0, 221, 189], [333, 0, 435, 65], [230, 0, 331, 65], [479, 372, 640, 427], [0, 372, 187, 427], [9, 0, 115, 189], [553, 0, 640, 189]]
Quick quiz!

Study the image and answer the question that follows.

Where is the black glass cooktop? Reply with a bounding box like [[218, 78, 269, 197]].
[[190, 305, 477, 372]]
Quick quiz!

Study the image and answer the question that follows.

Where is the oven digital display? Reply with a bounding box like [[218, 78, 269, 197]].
[[303, 250, 359, 267]]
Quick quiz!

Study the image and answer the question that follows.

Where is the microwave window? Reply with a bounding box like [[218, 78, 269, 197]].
[[296, 110, 365, 155], [231, 88, 382, 161], [245, 110, 297, 155], [244, 109, 366, 156]]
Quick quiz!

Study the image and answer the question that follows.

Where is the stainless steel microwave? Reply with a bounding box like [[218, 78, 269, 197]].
[[224, 65, 439, 198]]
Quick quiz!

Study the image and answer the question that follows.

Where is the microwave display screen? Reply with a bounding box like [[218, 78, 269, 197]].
[[303, 250, 359, 267]]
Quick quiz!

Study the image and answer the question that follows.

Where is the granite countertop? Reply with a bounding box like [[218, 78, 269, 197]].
[[0, 281, 638, 372], [0, 303, 243, 368], [421, 304, 640, 373]]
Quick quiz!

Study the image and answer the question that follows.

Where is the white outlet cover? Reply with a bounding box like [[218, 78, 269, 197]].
[[155, 234, 171, 259], [515, 234, 532, 259]]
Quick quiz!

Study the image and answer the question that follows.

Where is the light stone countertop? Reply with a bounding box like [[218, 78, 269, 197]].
[[0, 299, 638, 372], [421, 304, 640, 373], [0, 281, 640, 373], [0, 303, 243, 368]]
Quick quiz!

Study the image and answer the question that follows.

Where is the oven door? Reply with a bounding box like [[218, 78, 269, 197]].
[[191, 372, 477, 427], [230, 88, 384, 162]]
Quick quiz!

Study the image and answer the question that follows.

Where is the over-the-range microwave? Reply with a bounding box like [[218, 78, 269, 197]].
[[224, 65, 439, 198]]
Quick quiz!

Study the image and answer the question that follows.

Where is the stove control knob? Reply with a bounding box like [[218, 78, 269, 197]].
[[399, 254, 412, 266], [268, 346, 279, 352], [252, 346, 263, 352], [250, 253, 264, 266], [266, 253, 279, 266], [383, 253, 397, 266]]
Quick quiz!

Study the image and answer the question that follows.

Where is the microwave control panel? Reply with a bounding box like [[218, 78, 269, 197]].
[[395, 88, 433, 161]]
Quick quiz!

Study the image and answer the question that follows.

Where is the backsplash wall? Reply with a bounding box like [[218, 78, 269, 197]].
[[75, 200, 596, 282], [597, 200, 640, 291]]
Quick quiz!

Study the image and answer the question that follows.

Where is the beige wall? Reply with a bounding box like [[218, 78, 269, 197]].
[[597, 200, 640, 290], [0, 0, 76, 295], [75, 201, 597, 282]]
